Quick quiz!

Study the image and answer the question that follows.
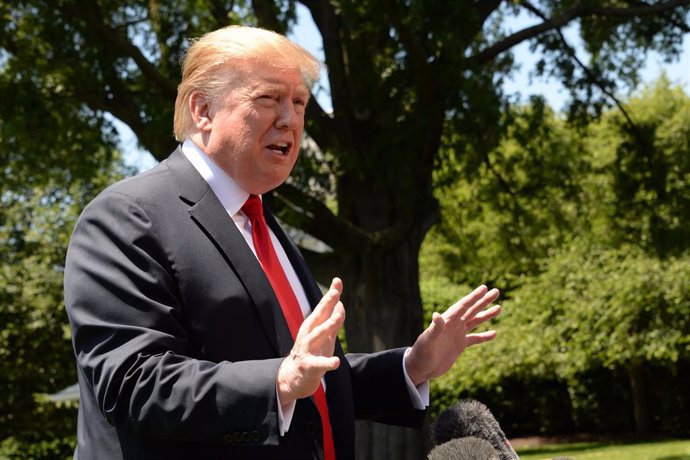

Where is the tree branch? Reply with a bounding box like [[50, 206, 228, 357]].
[[382, 0, 429, 88], [251, 0, 288, 33], [670, 17, 690, 32], [58, 2, 178, 99], [476, 0, 504, 24], [381, 0, 446, 181], [299, 0, 359, 157], [522, 1, 638, 129], [210, 0, 236, 27], [76, 78, 176, 159], [483, 151, 517, 197], [304, 91, 336, 153], [472, 0, 690, 65], [272, 182, 372, 252]]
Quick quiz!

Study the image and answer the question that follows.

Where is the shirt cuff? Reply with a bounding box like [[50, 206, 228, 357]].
[[403, 347, 429, 409], [276, 385, 296, 436]]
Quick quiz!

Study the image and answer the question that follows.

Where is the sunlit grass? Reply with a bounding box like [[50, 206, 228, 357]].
[[516, 438, 690, 460]]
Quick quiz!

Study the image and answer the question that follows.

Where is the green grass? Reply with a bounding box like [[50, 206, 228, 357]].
[[516, 439, 690, 460]]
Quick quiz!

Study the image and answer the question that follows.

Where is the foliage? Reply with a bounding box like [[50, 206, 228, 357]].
[[605, 79, 690, 255], [473, 241, 690, 388], [422, 78, 690, 435], [0, 140, 127, 456], [0, 400, 77, 460], [427, 99, 592, 291]]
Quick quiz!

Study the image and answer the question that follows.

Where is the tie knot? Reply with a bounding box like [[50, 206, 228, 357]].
[[241, 194, 264, 220]]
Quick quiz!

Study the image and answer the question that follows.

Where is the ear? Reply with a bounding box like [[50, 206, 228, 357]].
[[189, 91, 213, 133]]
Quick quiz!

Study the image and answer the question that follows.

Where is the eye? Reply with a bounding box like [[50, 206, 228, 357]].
[[257, 94, 278, 105]]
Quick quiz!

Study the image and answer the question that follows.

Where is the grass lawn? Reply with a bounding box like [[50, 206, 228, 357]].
[[516, 439, 690, 460]]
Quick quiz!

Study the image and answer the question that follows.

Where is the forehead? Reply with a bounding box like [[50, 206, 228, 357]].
[[235, 58, 310, 92]]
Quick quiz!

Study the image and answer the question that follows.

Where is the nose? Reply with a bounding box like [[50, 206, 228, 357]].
[[275, 100, 301, 130]]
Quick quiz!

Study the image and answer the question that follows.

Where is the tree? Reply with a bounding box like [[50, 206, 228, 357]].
[[422, 99, 592, 292], [0, 179, 116, 459], [422, 78, 690, 436], [0, 79, 128, 457], [2, 1, 689, 457], [0, 31, 131, 456]]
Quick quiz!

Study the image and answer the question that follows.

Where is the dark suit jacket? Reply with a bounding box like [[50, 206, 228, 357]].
[[64, 148, 425, 459]]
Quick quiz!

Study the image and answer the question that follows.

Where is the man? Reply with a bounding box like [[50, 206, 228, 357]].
[[64, 26, 502, 459]]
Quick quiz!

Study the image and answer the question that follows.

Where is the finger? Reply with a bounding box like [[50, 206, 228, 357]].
[[331, 277, 343, 294], [428, 311, 445, 335], [316, 278, 343, 318], [406, 313, 446, 384], [322, 355, 341, 371], [443, 285, 496, 321], [466, 305, 502, 331], [309, 301, 345, 342], [460, 288, 500, 322], [465, 330, 497, 348], [414, 311, 445, 342], [441, 285, 487, 320], [305, 355, 341, 372], [305, 279, 342, 330]]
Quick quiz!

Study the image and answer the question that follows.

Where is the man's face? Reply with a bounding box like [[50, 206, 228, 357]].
[[203, 59, 310, 194]]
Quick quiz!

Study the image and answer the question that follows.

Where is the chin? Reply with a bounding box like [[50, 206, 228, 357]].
[[248, 178, 289, 195]]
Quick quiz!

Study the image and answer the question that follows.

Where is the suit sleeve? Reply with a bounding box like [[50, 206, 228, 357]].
[[347, 348, 427, 428], [64, 190, 282, 445]]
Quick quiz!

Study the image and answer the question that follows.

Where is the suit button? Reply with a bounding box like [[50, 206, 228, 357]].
[[233, 432, 242, 443], [306, 421, 318, 435], [223, 433, 233, 443], [241, 431, 251, 442], [251, 430, 261, 442]]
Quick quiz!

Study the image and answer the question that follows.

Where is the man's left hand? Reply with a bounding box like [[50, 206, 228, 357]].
[[405, 285, 502, 386]]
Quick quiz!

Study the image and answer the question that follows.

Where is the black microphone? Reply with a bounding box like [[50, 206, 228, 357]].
[[433, 399, 519, 460], [427, 436, 500, 460]]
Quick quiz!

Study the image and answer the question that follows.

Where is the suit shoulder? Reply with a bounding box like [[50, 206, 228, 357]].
[[103, 159, 175, 199], [73, 158, 182, 228]]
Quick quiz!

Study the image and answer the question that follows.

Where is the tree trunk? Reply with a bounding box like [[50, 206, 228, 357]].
[[627, 359, 651, 435], [355, 422, 428, 460], [339, 223, 431, 459]]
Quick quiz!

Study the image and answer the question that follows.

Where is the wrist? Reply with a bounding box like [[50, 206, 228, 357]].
[[276, 358, 297, 406], [404, 348, 427, 387]]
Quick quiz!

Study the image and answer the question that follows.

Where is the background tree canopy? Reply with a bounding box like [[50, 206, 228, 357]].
[[1, 1, 689, 458], [422, 77, 690, 437]]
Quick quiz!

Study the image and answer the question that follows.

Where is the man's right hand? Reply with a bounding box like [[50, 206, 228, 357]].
[[276, 278, 346, 404]]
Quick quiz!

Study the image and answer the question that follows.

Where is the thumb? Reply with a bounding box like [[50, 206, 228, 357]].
[[330, 277, 343, 294], [424, 312, 446, 338], [407, 313, 446, 386], [420, 312, 446, 342]]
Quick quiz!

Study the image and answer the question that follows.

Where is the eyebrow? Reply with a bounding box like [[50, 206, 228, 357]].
[[252, 79, 310, 93]]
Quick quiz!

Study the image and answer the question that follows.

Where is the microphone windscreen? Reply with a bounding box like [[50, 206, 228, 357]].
[[433, 399, 518, 460], [427, 437, 500, 460]]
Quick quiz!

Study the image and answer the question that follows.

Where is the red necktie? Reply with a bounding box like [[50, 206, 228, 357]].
[[241, 195, 336, 460]]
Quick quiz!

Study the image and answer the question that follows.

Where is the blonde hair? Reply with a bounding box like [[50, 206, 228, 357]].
[[173, 26, 321, 140]]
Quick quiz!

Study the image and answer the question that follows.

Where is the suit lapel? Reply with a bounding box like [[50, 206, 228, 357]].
[[166, 148, 293, 357]]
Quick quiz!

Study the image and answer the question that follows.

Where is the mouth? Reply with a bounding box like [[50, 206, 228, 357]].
[[266, 142, 292, 156]]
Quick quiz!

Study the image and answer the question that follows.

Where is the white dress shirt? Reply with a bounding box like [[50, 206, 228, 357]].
[[181, 139, 428, 435]]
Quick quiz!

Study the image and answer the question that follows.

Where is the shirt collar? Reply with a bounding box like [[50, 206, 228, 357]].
[[181, 138, 251, 216]]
